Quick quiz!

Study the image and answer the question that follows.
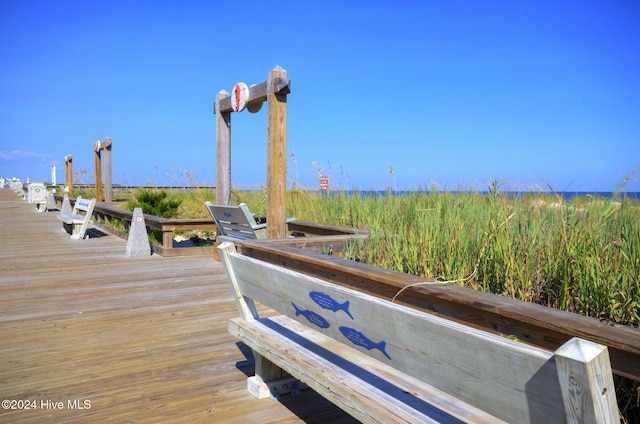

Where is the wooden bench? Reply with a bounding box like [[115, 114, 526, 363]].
[[57, 196, 96, 240], [205, 201, 295, 242], [219, 242, 620, 424]]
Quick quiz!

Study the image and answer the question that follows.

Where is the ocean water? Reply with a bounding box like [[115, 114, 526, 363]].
[[328, 190, 640, 201]]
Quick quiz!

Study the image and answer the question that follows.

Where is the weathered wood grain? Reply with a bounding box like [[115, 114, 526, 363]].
[[226, 250, 570, 423], [0, 189, 354, 423], [238, 240, 640, 381], [230, 316, 506, 424]]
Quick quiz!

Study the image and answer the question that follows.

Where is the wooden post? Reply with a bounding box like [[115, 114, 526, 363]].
[[103, 137, 112, 202], [64, 154, 73, 192], [266, 66, 288, 239], [94, 140, 103, 202], [216, 90, 231, 207], [555, 337, 619, 424]]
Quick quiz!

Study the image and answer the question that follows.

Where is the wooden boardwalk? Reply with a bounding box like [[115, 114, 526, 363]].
[[0, 189, 355, 423]]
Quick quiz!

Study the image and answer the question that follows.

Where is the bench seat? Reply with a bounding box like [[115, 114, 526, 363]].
[[230, 315, 504, 423], [56, 213, 86, 225]]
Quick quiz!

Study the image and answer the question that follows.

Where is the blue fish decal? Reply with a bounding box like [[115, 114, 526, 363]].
[[309, 291, 354, 319], [292, 302, 331, 329], [339, 326, 391, 360]]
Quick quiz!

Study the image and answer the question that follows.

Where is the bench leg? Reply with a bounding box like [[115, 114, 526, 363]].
[[249, 353, 287, 399], [71, 224, 82, 239], [249, 353, 305, 399]]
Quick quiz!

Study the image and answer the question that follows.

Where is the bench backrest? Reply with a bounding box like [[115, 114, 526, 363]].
[[205, 202, 266, 240], [220, 244, 619, 424], [72, 196, 96, 215]]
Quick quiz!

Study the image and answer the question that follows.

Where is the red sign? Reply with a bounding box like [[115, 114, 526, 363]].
[[231, 82, 249, 112], [319, 176, 329, 191]]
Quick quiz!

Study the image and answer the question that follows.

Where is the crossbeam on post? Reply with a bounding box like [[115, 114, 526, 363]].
[[212, 66, 290, 239], [93, 138, 113, 202], [214, 78, 290, 114]]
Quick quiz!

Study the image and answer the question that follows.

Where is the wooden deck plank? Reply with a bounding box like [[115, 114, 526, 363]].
[[0, 190, 355, 423]]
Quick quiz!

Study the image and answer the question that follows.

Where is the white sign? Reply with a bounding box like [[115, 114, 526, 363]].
[[28, 183, 47, 203], [231, 82, 249, 112]]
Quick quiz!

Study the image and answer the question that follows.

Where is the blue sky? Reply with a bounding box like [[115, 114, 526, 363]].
[[1, 0, 639, 192]]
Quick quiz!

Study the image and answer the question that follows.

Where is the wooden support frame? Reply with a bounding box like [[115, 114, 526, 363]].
[[93, 137, 113, 202], [94, 140, 102, 201], [213, 66, 291, 238], [266, 67, 288, 239], [103, 137, 112, 202], [215, 91, 231, 207], [64, 154, 73, 192]]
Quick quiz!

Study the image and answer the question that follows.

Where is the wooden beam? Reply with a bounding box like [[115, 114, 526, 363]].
[[266, 66, 288, 239], [215, 90, 231, 206], [287, 220, 370, 236], [64, 154, 73, 191], [103, 137, 112, 202], [214, 78, 290, 114], [93, 140, 103, 202]]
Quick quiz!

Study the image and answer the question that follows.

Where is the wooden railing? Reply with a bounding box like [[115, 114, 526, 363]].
[[56, 195, 217, 257], [91, 202, 218, 256], [232, 236, 640, 383], [57, 196, 370, 257]]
